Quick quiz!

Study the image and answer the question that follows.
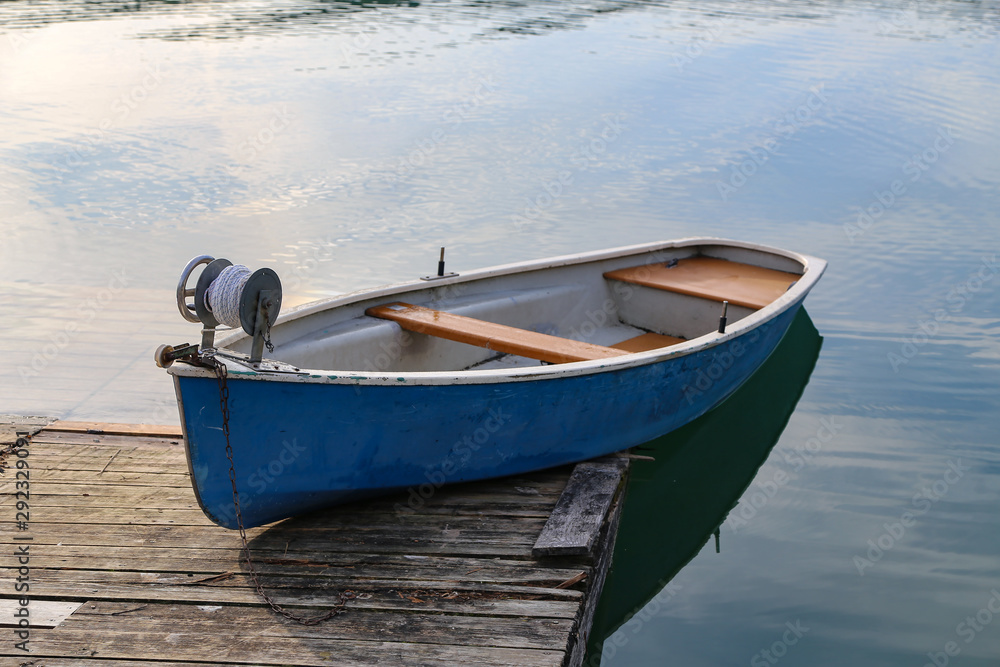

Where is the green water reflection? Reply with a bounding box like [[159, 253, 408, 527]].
[[588, 307, 822, 663]]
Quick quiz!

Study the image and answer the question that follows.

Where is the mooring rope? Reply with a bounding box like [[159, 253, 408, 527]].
[[205, 264, 251, 328]]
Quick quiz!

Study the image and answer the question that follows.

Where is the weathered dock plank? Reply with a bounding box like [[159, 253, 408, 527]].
[[44, 421, 183, 437], [28, 632, 567, 667], [0, 414, 53, 441], [0, 419, 626, 666], [533, 459, 628, 557]]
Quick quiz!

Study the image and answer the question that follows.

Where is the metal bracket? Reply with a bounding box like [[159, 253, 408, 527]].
[[213, 349, 308, 375], [154, 343, 200, 369], [249, 289, 276, 364], [236, 268, 282, 365], [420, 246, 459, 281]]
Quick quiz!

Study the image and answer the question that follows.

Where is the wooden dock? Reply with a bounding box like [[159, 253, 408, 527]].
[[0, 416, 626, 666]]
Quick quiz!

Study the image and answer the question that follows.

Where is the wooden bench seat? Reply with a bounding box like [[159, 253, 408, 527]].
[[366, 302, 632, 364], [610, 332, 686, 353], [603, 256, 800, 310]]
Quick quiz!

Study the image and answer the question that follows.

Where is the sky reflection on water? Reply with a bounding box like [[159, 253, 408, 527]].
[[1, 1, 999, 665]]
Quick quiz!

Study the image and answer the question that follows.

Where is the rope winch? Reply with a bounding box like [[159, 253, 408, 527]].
[[154, 258, 351, 623], [155, 255, 282, 368]]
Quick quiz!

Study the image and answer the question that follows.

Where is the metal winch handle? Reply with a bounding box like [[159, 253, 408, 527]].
[[176, 255, 215, 323], [175, 254, 235, 351]]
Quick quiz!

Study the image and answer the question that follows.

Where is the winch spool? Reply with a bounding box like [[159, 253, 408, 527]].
[[205, 264, 251, 329], [162, 255, 282, 366]]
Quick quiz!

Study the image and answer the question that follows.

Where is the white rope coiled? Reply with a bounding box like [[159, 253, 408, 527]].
[[205, 264, 252, 328]]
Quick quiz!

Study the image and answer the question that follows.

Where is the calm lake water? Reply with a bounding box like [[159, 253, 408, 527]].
[[2, 0, 998, 664]]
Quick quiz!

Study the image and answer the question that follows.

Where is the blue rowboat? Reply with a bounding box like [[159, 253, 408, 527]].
[[162, 237, 826, 529]]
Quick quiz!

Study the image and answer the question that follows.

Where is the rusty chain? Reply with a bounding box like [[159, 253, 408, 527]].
[[263, 309, 274, 354], [206, 354, 353, 625]]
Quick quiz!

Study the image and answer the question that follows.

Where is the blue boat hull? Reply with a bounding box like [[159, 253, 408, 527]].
[[176, 301, 802, 529]]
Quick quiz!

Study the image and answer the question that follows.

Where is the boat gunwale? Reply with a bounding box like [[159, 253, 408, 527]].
[[166, 237, 826, 386]]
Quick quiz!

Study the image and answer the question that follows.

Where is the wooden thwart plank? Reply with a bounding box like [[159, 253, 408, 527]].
[[609, 332, 685, 353], [603, 256, 800, 310], [532, 459, 627, 557], [365, 302, 629, 364]]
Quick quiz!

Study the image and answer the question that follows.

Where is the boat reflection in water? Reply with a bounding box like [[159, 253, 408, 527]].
[[586, 308, 823, 664]]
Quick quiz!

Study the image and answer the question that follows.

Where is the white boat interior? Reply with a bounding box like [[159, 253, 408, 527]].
[[217, 240, 810, 374]]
